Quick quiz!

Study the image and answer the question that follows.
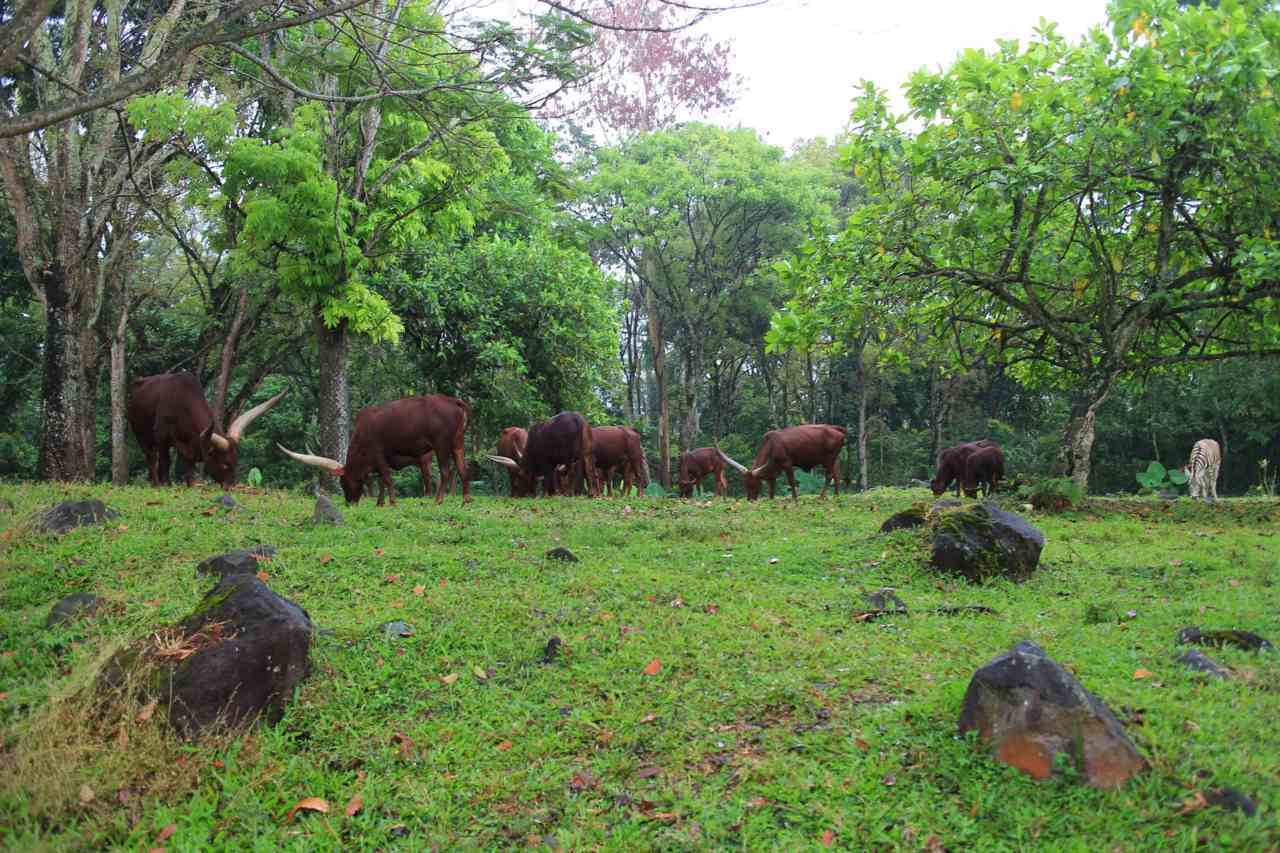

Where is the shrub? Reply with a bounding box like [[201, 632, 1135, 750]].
[[1024, 477, 1083, 512]]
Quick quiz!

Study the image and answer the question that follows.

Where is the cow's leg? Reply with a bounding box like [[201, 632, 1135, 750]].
[[143, 445, 159, 486], [819, 463, 833, 498], [716, 471, 727, 497], [783, 463, 799, 500], [450, 442, 470, 504], [416, 455, 435, 499], [156, 444, 172, 485], [374, 457, 396, 506]]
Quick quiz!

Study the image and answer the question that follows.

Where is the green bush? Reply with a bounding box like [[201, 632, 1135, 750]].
[[1135, 461, 1188, 494], [1024, 477, 1083, 512]]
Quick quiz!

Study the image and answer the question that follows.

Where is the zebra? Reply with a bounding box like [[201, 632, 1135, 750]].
[[1181, 438, 1222, 503]]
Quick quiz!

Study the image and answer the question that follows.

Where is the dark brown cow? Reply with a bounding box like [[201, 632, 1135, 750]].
[[496, 427, 530, 496], [678, 447, 728, 498], [279, 395, 471, 505], [718, 425, 847, 500], [590, 426, 649, 497], [962, 445, 1005, 498], [930, 440, 996, 497], [488, 412, 598, 498], [127, 372, 286, 488]]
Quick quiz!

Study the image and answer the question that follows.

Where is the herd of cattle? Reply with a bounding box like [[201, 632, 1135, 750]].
[[125, 372, 1007, 503]]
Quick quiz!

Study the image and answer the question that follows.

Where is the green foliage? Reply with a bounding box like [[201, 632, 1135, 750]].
[[245, 468, 264, 488], [1024, 477, 1085, 511], [1135, 461, 1189, 492]]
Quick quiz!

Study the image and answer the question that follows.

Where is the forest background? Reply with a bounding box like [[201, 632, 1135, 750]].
[[1, 0, 1278, 497]]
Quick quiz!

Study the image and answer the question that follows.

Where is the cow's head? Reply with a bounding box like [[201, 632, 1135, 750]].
[[488, 454, 536, 497], [200, 390, 288, 488], [678, 479, 695, 498], [716, 448, 766, 501], [929, 474, 947, 497], [278, 444, 365, 504]]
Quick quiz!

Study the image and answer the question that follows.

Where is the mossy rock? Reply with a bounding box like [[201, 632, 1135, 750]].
[[879, 504, 929, 534], [930, 502, 1044, 582]]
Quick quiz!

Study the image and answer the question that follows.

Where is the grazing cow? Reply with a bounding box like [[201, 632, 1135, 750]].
[[1182, 438, 1222, 503], [930, 440, 996, 497], [961, 445, 1005, 498], [496, 427, 530, 496], [718, 425, 847, 500], [128, 372, 287, 488], [278, 395, 471, 505], [590, 426, 650, 497], [487, 412, 598, 498], [678, 448, 728, 498]]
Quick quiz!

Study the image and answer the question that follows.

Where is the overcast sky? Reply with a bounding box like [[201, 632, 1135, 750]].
[[698, 0, 1111, 148]]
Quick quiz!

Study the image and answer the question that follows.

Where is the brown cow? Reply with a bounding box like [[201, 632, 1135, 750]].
[[718, 425, 847, 500], [278, 395, 471, 505], [590, 426, 649, 497], [488, 412, 598, 498], [127, 372, 286, 488], [678, 448, 728, 498], [962, 445, 1005, 498], [496, 427, 530, 496], [930, 440, 996, 497]]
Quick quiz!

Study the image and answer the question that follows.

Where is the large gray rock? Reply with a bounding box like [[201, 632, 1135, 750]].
[[1176, 650, 1230, 680], [196, 546, 276, 578], [47, 592, 103, 627], [958, 641, 1146, 789], [194, 545, 275, 578], [1175, 626, 1273, 653], [931, 503, 1044, 582], [37, 500, 118, 535], [312, 495, 344, 525], [100, 574, 312, 737]]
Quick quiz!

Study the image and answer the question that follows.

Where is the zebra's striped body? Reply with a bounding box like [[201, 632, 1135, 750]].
[[1182, 438, 1222, 503]]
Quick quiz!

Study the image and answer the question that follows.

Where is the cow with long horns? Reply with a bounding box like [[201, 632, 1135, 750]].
[[718, 425, 847, 500], [278, 395, 471, 505], [127, 372, 287, 489], [590, 426, 649, 497], [495, 427, 531, 496], [487, 412, 598, 498], [678, 447, 729, 498]]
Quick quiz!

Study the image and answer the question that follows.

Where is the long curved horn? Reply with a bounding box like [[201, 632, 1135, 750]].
[[209, 433, 231, 451], [750, 464, 769, 477], [487, 454, 521, 471], [716, 447, 749, 474], [278, 443, 344, 473], [227, 389, 289, 441]]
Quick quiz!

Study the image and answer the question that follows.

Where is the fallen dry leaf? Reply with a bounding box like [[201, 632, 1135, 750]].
[[136, 700, 158, 723], [854, 737, 870, 751], [883, 773, 897, 787], [256, 570, 270, 582], [746, 797, 768, 809], [642, 658, 662, 676], [704, 603, 719, 615], [640, 713, 657, 724], [821, 829, 835, 847], [374, 548, 385, 557], [0, 692, 8, 701], [496, 740, 514, 751], [286, 797, 330, 822], [1176, 791, 1209, 816], [636, 766, 662, 779], [79, 784, 95, 804], [319, 554, 333, 564], [345, 794, 363, 817], [473, 665, 488, 681], [1133, 668, 1154, 680], [212, 759, 225, 770], [441, 672, 459, 685], [413, 585, 425, 596], [383, 574, 399, 584], [391, 732, 414, 759], [570, 768, 598, 791], [156, 824, 177, 843]]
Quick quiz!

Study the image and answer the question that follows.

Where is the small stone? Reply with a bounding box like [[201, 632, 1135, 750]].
[[312, 495, 344, 525], [546, 547, 578, 563], [542, 636, 562, 663], [1176, 650, 1230, 680], [196, 546, 276, 578], [379, 621, 414, 639], [215, 495, 240, 511], [1175, 626, 1273, 653], [1206, 787, 1257, 817], [36, 500, 118, 535], [47, 592, 103, 627], [958, 640, 1146, 789], [863, 588, 907, 612]]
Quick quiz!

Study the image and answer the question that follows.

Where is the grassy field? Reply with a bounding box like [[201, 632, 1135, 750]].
[[1, 482, 1277, 851]]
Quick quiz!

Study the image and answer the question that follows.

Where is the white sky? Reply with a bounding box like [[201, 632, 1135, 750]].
[[699, 0, 1111, 148]]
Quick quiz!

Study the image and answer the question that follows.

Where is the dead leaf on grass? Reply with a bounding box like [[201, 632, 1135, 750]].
[[78, 784, 95, 804], [1176, 791, 1209, 816], [136, 700, 158, 723], [496, 740, 514, 751], [374, 548, 385, 557], [383, 574, 399, 584], [441, 672, 459, 685], [473, 665, 488, 681], [413, 585, 425, 596], [636, 766, 662, 779], [1133, 668, 1154, 680], [640, 713, 657, 724], [319, 554, 333, 564], [642, 658, 661, 676], [821, 830, 835, 847], [391, 732, 414, 759], [256, 570, 269, 582], [345, 794, 363, 817], [704, 603, 719, 615], [286, 797, 330, 822], [156, 824, 177, 843]]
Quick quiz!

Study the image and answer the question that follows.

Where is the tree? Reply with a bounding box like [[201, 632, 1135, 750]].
[[582, 124, 828, 459], [776, 0, 1280, 490]]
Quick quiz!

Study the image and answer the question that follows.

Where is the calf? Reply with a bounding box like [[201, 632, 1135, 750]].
[[591, 426, 650, 497], [962, 445, 1005, 498], [678, 448, 728, 498]]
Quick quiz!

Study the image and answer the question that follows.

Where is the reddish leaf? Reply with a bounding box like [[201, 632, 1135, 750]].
[[651, 812, 678, 823], [383, 574, 399, 584], [883, 773, 897, 787], [642, 658, 662, 676], [703, 603, 719, 615], [374, 548, 385, 557], [746, 797, 768, 809], [256, 570, 270, 582], [821, 829, 835, 847], [286, 797, 330, 822], [156, 824, 177, 843], [636, 766, 662, 779], [319, 554, 333, 564], [496, 740, 514, 751], [1133, 668, 1154, 680], [212, 759, 225, 770], [854, 737, 870, 751], [136, 699, 158, 723], [0, 692, 7, 701], [570, 769, 598, 791], [345, 794, 363, 817], [391, 732, 414, 759], [413, 585, 425, 596]]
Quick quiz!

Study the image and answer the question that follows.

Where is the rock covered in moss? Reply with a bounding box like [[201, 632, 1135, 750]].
[[958, 641, 1146, 789], [46, 592, 103, 627], [1175, 626, 1273, 653], [99, 574, 312, 737], [930, 503, 1044, 582], [36, 500, 118, 535]]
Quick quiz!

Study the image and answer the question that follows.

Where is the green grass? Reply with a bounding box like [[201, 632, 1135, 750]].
[[1, 483, 1277, 851]]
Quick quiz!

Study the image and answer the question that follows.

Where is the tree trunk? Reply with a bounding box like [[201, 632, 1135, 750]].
[[1055, 387, 1112, 492], [678, 343, 702, 453], [212, 288, 250, 429], [928, 366, 943, 464], [38, 264, 96, 480], [643, 279, 670, 488], [316, 312, 350, 493], [110, 297, 129, 485]]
